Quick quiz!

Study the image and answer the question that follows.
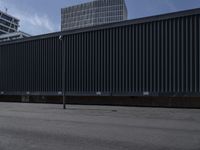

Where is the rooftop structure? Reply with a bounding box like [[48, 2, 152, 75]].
[[0, 31, 30, 42], [0, 10, 19, 35]]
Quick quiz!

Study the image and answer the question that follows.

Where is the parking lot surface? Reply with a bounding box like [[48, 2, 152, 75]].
[[0, 102, 200, 150]]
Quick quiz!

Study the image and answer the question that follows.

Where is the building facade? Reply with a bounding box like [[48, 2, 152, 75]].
[[0, 10, 19, 35], [0, 31, 30, 42], [61, 0, 128, 31]]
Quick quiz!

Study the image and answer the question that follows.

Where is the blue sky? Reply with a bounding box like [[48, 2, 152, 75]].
[[0, 0, 200, 35]]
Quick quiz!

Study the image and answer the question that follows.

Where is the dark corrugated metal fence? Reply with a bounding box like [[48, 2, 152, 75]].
[[0, 9, 200, 97]]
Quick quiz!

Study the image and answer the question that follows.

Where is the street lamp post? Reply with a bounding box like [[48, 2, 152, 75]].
[[60, 35, 66, 109]]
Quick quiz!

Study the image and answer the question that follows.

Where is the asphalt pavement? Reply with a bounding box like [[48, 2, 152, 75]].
[[0, 102, 200, 150]]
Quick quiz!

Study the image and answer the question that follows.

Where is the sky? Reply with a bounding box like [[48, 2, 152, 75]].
[[0, 0, 200, 35]]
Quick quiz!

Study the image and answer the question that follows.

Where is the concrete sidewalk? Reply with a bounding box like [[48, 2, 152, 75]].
[[0, 102, 200, 150]]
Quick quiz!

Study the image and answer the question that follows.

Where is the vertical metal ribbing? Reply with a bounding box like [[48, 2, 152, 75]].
[[72, 34, 75, 92], [107, 29, 110, 92], [45, 39, 49, 92], [55, 37, 58, 92], [177, 18, 180, 93], [172, 19, 176, 93], [43, 39, 49, 92], [4, 46, 6, 91], [132, 25, 135, 92], [37, 40, 40, 92], [125, 26, 128, 92], [153, 22, 156, 92], [6, 45, 8, 91], [51, 38, 54, 92], [24, 42, 27, 92], [92, 31, 95, 92], [139, 25, 142, 92], [52, 38, 54, 92], [128, 25, 132, 93], [146, 23, 150, 92], [43, 39, 46, 92], [40, 40, 44, 92], [86, 32, 89, 92], [161, 20, 164, 93], [44, 39, 50, 92], [164, 20, 168, 93], [109, 29, 112, 92], [135, 25, 138, 92], [20, 43, 22, 92], [104, 29, 107, 92], [115, 28, 118, 92], [142, 24, 145, 92], [168, 20, 171, 93], [118, 27, 122, 93], [42, 39, 45, 92], [121, 27, 124, 92], [78, 33, 80, 92], [112, 28, 115, 93], [103, 30, 106, 92], [3, 45, 5, 91], [185, 17, 189, 93], [74, 34, 77, 92], [39, 40, 42, 92], [100, 30, 103, 92], [194, 16, 197, 93], [183, 17, 186, 93], [68, 35, 71, 92], [166, 20, 169, 93], [199, 15, 200, 92], [189, 17, 193, 93], [0, 46, 1, 91], [76, 34, 79, 92], [179, 18, 183, 93], [94, 31, 97, 92], [32, 41, 35, 92], [23, 42, 26, 92], [149, 23, 153, 92], [88, 32, 91, 92], [182, 17, 186, 93], [56, 38, 59, 92], [84, 33, 87, 92], [101, 29, 104, 92], [93, 31, 95, 92], [123, 26, 129, 93], [157, 21, 160, 92], [97, 31, 100, 92]]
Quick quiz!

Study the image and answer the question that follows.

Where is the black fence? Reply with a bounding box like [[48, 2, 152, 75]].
[[0, 8, 200, 97]]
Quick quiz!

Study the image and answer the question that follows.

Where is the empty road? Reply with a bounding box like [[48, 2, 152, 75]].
[[0, 102, 200, 150]]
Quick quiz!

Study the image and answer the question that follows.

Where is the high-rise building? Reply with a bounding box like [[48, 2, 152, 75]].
[[0, 31, 30, 42], [0, 10, 30, 42], [0, 10, 19, 35], [61, 0, 128, 31]]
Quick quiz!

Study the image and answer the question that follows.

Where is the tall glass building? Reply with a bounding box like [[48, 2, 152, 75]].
[[61, 0, 128, 31], [0, 10, 19, 35]]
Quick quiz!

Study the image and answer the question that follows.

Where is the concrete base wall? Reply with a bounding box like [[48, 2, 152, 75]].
[[0, 96, 200, 108]]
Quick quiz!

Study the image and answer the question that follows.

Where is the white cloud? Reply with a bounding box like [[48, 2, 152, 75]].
[[16, 12, 55, 33], [0, 0, 58, 35]]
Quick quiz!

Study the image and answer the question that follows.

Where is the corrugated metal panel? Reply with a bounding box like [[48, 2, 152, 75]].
[[0, 37, 62, 95], [0, 9, 199, 96]]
